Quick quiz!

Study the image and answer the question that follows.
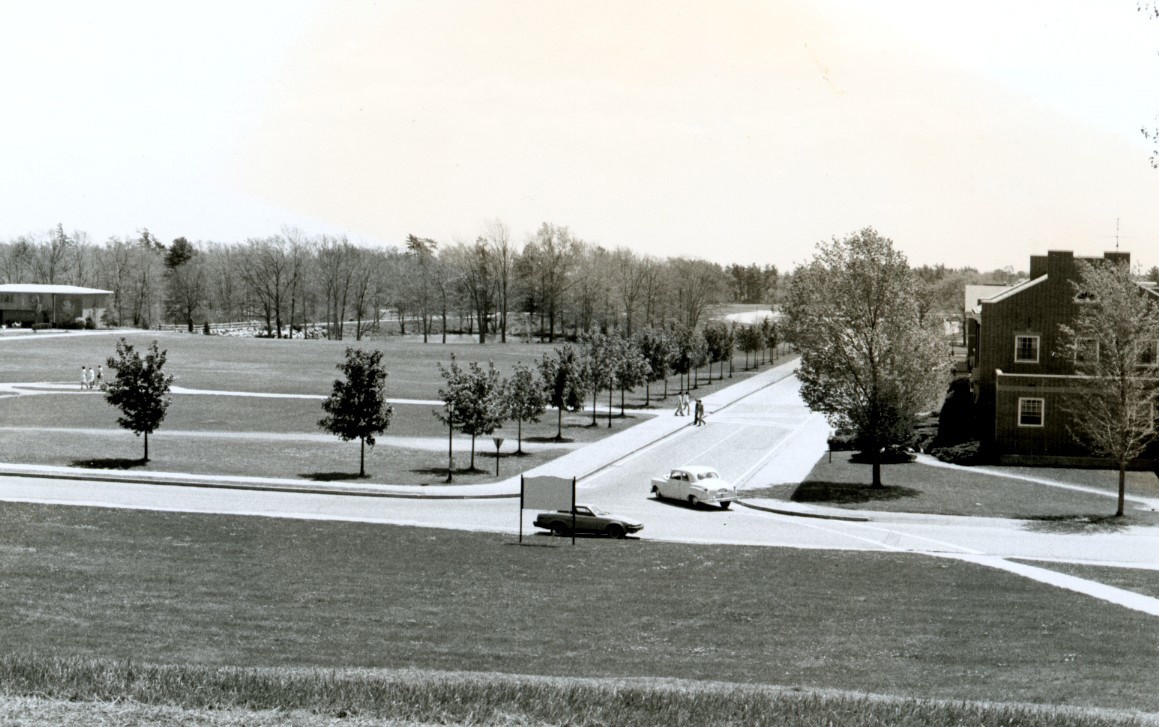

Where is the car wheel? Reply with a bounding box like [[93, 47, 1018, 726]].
[[688, 495, 699, 508], [651, 485, 660, 498], [720, 501, 731, 510], [606, 523, 626, 539], [550, 522, 568, 537]]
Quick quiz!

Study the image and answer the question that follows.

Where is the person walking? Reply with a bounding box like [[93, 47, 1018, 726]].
[[80, 366, 88, 390], [682, 391, 690, 416], [694, 399, 706, 426], [95, 365, 104, 390]]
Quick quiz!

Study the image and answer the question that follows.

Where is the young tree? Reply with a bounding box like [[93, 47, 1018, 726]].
[[436, 356, 505, 473], [103, 338, 174, 461], [612, 333, 650, 416], [784, 228, 950, 487], [581, 332, 616, 426], [1057, 259, 1159, 517], [635, 326, 674, 404], [318, 348, 394, 477], [505, 362, 547, 454], [539, 344, 588, 440]]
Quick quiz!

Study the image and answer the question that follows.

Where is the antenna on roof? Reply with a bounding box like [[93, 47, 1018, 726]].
[[1098, 217, 1124, 251]]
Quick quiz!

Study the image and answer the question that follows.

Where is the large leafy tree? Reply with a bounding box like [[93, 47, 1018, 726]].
[[505, 362, 547, 454], [318, 348, 394, 477], [538, 344, 588, 440], [784, 228, 950, 487], [103, 338, 174, 462], [1057, 260, 1159, 517]]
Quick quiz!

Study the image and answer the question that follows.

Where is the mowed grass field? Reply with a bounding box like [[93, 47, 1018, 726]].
[[0, 331, 776, 484], [2, 501, 1158, 725]]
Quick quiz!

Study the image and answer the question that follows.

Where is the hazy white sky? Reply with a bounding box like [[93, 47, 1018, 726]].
[[3, 1, 1158, 272]]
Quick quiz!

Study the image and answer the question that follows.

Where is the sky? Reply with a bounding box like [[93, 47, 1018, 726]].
[[2, 1, 1158, 274]]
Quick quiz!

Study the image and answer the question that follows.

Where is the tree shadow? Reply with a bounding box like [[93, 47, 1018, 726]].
[[301, 471, 366, 482], [70, 458, 146, 470], [409, 466, 489, 477], [1022, 514, 1133, 534], [526, 436, 574, 444], [791, 481, 921, 504]]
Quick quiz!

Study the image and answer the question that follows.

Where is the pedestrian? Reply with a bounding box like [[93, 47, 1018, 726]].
[[674, 392, 683, 416], [681, 391, 690, 416], [95, 364, 104, 390], [80, 366, 88, 390], [86, 366, 96, 389], [694, 399, 705, 426]]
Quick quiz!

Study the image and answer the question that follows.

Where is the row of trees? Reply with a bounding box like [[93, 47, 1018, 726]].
[[0, 223, 785, 341], [331, 318, 784, 479]]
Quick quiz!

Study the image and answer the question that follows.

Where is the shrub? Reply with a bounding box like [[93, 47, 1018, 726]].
[[84, 316, 96, 330], [31, 322, 51, 331], [929, 440, 984, 466]]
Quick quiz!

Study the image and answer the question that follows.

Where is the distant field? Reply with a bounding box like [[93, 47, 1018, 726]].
[[0, 331, 785, 484]]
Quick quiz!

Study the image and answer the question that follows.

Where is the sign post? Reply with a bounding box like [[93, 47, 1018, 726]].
[[492, 436, 505, 476]]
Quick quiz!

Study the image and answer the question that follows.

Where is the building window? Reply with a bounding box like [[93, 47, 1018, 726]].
[[1014, 335, 1040, 363], [1075, 338, 1099, 364], [1139, 341, 1159, 368], [1132, 402, 1156, 433], [1018, 398, 1044, 427]]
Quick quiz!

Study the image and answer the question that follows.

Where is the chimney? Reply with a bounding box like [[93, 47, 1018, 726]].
[[1046, 250, 1074, 280], [1029, 255, 1048, 278]]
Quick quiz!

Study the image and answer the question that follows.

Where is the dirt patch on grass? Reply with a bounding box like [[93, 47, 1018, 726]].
[[790, 481, 922, 504]]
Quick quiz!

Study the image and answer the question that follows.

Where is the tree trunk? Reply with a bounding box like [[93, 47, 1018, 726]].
[[591, 389, 599, 426], [470, 434, 477, 470], [143, 431, 149, 462], [359, 437, 366, 477], [517, 417, 523, 454], [556, 407, 563, 441], [871, 456, 882, 488], [1117, 462, 1127, 517], [445, 418, 454, 482], [607, 387, 613, 427]]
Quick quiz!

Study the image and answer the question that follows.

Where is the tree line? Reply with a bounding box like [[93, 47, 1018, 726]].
[[0, 222, 785, 341]]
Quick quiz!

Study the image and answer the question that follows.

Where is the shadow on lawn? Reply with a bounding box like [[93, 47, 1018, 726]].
[[525, 436, 574, 444], [791, 480, 921, 504], [302, 472, 365, 482], [70, 458, 147, 470], [1022, 514, 1134, 534]]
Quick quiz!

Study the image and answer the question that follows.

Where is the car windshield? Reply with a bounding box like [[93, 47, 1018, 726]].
[[583, 505, 608, 515], [697, 471, 718, 480]]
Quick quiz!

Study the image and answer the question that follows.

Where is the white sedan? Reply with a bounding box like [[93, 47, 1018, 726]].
[[650, 465, 737, 509]]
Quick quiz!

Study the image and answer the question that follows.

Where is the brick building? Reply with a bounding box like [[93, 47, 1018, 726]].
[[972, 250, 1159, 466]]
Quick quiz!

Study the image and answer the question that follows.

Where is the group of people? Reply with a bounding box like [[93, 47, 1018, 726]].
[[673, 392, 707, 426], [80, 364, 104, 391]]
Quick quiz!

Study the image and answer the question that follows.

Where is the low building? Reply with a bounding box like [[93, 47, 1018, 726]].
[[972, 250, 1158, 466], [0, 284, 112, 328]]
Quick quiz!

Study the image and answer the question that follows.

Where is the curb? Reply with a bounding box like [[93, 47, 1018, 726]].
[[736, 498, 871, 523]]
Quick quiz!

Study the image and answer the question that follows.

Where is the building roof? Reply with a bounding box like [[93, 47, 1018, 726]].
[[963, 284, 1015, 316], [982, 275, 1046, 305], [0, 284, 112, 295]]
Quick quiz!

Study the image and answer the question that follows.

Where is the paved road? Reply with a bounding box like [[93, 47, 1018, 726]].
[[3, 364, 1159, 615]]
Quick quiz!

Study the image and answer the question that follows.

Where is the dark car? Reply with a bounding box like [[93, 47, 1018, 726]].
[[533, 505, 644, 539]]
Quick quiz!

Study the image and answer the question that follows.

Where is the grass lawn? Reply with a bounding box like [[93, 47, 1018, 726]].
[[2, 501, 1158, 717], [744, 451, 1159, 524], [0, 332, 788, 485]]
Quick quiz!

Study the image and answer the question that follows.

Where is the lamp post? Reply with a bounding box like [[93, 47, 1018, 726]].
[[492, 436, 505, 476]]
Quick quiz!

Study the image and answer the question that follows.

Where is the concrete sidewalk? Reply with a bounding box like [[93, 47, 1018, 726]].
[[0, 358, 804, 499]]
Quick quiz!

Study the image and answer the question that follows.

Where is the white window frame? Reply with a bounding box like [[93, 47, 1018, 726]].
[[1138, 340, 1159, 368], [1132, 402, 1156, 434], [1074, 338, 1099, 364], [1018, 397, 1045, 428], [1014, 335, 1040, 363]]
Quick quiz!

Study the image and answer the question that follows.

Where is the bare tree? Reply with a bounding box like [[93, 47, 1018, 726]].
[[1058, 259, 1159, 517]]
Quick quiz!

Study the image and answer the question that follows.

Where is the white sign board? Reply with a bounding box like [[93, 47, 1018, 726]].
[[521, 475, 573, 511]]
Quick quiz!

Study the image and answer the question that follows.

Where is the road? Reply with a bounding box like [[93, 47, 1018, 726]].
[[3, 370, 1159, 615]]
